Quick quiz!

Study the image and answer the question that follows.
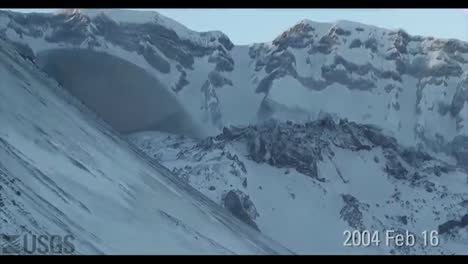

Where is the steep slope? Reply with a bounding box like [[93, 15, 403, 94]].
[[249, 20, 468, 151], [130, 117, 468, 254], [0, 9, 244, 136], [2, 10, 468, 150], [0, 38, 292, 254], [1, 8, 468, 255]]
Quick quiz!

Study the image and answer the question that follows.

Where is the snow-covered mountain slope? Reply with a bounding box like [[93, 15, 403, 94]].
[[1, 9, 468, 150], [0, 38, 292, 254], [250, 20, 468, 150], [130, 117, 468, 255], [0, 8, 243, 136], [1, 8, 468, 255]]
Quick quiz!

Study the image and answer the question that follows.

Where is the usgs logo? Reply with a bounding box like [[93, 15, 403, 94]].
[[0, 233, 75, 255]]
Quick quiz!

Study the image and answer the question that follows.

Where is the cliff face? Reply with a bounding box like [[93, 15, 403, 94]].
[[2, 10, 468, 149]]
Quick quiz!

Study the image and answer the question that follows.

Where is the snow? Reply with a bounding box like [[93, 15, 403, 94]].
[[2, 9, 468, 255], [76, 9, 228, 48], [0, 40, 292, 255], [5, 8, 464, 146], [130, 124, 468, 255], [217, 46, 264, 126]]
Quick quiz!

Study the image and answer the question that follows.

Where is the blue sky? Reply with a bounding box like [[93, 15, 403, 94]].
[[5, 9, 468, 45]]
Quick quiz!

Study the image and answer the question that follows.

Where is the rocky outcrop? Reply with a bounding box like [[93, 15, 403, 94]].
[[438, 220, 462, 234], [0, 9, 235, 84], [340, 194, 368, 230], [203, 116, 449, 183], [222, 190, 260, 231], [247, 20, 468, 154], [461, 214, 468, 227]]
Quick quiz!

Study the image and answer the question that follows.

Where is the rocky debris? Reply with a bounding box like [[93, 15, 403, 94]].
[[340, 194, 367, 230], [226, 152, 247, 175], [246, 120, 324, 180], [130, 114, 468, 253], [196, 116, 449, 185], [222, 190, 260, 231]]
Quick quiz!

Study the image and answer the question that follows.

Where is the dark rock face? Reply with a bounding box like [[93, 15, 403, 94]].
[[272, 22, 315, 50], [349, 39, 362, 49], [208, 71, 233, 88], [461, 214, 468, 227], [364, 38, 378, 52], [265, 51, 296, 74], [334, 27, 351, 36], [139, 45, 171, 74], [222, 190, 260, 231], [384, 150, 409, 180], [209, 52, 235, 72], [400, 148, 432, 167], [438, 220, 461, 234], [316, 34, 337, 54], [217, 35, 234, 51], [321, 61, 376, 91]]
